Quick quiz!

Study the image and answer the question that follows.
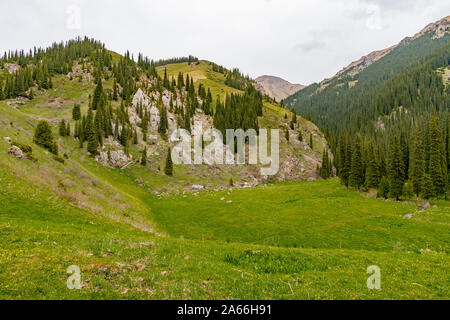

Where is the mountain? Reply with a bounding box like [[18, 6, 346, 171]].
[[285, 15, 450, 134], [255, 75, 304, 101], [320, 15, 450, 86]]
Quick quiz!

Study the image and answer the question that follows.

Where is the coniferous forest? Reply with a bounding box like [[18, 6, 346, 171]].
[[286, 33, 450, 199]]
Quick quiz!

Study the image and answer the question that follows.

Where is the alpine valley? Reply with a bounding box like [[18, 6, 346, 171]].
[[0, 16, 449, 300]]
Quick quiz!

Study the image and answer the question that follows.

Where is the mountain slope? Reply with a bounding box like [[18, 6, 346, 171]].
[[320, 15, 450, 86], [255, 75, 304, 101], [0, 40, 328, 202], [285, 16, 450, 135]]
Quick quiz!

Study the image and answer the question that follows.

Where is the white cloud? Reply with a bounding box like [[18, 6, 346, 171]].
[[0, 0, 448, 84]]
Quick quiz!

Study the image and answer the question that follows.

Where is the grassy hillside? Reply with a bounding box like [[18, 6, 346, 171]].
[[157, 60, 241, 101], [1, 167, 448, 299]]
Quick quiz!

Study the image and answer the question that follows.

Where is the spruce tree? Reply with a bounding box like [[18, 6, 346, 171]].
[[387, 135, 404, 200], [165, 147, 173, 176], [377, 177, 389, 199], [421, 174, 434, 200], [365, 140, 380, 189], [428, 114, 446, 196], [141, 146, 147, 166], [72, 104, 81, 120], [59, 119, 66, 137], [349, 136, 363, 190], [402, 182, 414, 200], [410, 126, 425, 197]]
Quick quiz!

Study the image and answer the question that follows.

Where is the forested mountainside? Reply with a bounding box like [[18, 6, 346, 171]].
[[285, 16, 450, 199], [0, 37, 327, 195]]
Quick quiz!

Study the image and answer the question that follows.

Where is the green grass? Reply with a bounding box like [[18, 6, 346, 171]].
[[157, 61, 242, 100], [147, 179, 449, 253], [1, 169, 448, 299]]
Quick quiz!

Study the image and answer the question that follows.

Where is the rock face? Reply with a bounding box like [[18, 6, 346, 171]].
[[97, 149, 133, 168], [132, 88, 150, 107], [255, 75, 304, 101], [149, 106, 160, 131], [8, 146, 24, 159]]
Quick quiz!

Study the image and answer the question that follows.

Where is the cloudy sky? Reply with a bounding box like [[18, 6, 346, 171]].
[[1, 0, 449, 84]]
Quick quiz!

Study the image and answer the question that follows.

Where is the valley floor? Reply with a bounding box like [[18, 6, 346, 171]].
[[0, 167, 448, 299]]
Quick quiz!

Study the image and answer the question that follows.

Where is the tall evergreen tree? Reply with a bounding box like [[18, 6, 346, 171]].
[[165, 147, 173, 176], [349, 135, 363, 190], [365, 140, 380, 189], [59, 119, 67, 137], [387, 135, 405, 200], [72, 104, 81, 120], [428, 114, 447, 196], [410, 126, 425, 197], [141, 146, 147, 166]]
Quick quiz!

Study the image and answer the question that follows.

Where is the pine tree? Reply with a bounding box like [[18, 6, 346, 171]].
[[72, 104, 81, 120], [309, 133, 313, 150], [410, 126, 425, 197], [165, 147, 173, 176], [428, 114, 446, 196], [377, 177, 389, 199], [298, 130, 303, 142], [159, 105, 169, 134], [141, 146, 147, 166], [365, 140, 380, 189], [87, 129, 98, 156], [349, 135, 363, 190], [342, 137, 352, 188], [387, 135, 404, 200], [421, 174, 434, 200], [59, 119, 66, 137], [66, 122, 71, 137], [285, 129, 290, 142], [91, 79, 103, 110], [402, 181, 414, 200]]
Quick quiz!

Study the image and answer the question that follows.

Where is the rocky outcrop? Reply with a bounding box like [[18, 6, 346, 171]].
[[97, 149, 133, 168]]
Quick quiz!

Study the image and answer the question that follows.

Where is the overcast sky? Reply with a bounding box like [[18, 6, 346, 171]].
[[1, 0, 449, 84]]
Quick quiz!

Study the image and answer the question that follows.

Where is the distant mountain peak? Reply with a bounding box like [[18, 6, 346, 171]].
[[255, 75, 304, 101]]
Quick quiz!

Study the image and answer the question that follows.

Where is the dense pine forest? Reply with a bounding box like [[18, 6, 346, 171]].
[[286, 32, 450, 199]]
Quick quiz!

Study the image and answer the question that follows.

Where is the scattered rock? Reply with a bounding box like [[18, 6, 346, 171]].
[[4, 137, 12, 143], [8, 146, 23, 159], [192, 184, 204, 191]]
